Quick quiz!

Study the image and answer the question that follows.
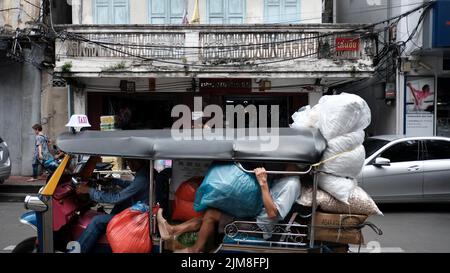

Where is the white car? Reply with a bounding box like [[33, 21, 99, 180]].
[[360, 135, 450, 203]]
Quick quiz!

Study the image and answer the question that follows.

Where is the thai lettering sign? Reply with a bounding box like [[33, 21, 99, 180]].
[[335, 37, 360, 51]]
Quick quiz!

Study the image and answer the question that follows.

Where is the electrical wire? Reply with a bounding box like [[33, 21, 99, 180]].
[[55, 2, 432, 69]]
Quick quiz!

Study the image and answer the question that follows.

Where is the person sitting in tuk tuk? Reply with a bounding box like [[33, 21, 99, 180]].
[[75, 159, 150, 253], [157, 165, 301, 253]]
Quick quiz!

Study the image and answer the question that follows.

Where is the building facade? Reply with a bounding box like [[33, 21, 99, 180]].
[[56, 0, 377, 133], [0, 0, 71, 175], [335, 0, 450, 137]]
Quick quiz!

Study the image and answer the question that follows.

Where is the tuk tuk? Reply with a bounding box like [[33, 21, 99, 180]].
[[15, 127, 372, 253]]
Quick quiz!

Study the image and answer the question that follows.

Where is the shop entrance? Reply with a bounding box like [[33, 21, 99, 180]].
[[223, 94, 308, 128]]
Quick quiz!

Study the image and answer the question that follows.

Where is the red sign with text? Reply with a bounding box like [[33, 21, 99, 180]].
[[335, 38, 360, 51]]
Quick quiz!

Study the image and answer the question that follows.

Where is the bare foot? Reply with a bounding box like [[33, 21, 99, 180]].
[[157, 208, 175, 240]]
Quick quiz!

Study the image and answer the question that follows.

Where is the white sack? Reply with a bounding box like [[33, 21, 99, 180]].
[[320, 145, 365, 178], [317, 172, 357, 204], [318, 93, 371, 140], [291, 105, 321, 129], [326, 130, 365, 155]]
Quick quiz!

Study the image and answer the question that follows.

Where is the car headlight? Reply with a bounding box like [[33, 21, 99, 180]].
[[5, 158, 10, 167], [3, 142, 7, 147]]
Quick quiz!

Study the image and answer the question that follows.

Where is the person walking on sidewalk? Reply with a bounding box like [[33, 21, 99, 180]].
[[28, 124, 55, 182]]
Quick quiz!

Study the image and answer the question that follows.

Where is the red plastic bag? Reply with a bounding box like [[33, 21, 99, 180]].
[[106, 206, 153, 253], [176, 177, 204, 202], [172, 198, 204, 221], [172, 177, 204, 221]]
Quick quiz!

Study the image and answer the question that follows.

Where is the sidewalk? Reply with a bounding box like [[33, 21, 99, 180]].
[[2, 176, 46, 186], [0, 176, 46, 202]]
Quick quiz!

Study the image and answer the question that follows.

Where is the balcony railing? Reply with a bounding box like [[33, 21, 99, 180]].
[[55, 24, 376, 77]]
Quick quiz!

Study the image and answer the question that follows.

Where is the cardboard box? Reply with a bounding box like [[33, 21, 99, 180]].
[[313, 212, 367, 245]]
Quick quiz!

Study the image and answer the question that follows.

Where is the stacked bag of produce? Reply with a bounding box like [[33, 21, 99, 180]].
[[291, 93, 382, 245], [172, 177, 205, 221], [292, 93, 371, 203]]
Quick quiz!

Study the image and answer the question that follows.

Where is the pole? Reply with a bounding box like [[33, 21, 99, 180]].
[[309, 168, 318, 250], [149, 160, 154, 241]]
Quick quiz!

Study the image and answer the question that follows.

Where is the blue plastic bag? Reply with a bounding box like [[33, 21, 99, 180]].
[[193, 163, 263, 218]]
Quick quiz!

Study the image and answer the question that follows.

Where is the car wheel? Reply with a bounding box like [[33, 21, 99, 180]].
[[12, 237, 38, 253]]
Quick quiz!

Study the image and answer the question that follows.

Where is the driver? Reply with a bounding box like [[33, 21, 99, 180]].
[[75, 159, 150, 253]]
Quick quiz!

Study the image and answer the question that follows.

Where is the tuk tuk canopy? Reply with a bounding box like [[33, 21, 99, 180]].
[[57, 127, 326, 163]]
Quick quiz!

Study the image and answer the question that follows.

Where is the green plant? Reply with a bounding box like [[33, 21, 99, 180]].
[[61, 61, 72, 73], [103, 61, 127, 71]]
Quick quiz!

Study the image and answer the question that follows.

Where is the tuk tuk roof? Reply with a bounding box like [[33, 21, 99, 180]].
[[57, 127, 326, 163]]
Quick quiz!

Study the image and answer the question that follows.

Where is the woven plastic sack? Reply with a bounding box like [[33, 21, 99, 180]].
[[172, 198, 204, 221], [291, 105, 321, 129], [317, 93, 371, 140], [194, 163, 263, 218], [176, 177, 204, 202], [106, 202, 152, 253], [297, 185, 383, 216], [326, 131, 365, 155], [172, 177, 205, 221], [319, 145, 366, 179]]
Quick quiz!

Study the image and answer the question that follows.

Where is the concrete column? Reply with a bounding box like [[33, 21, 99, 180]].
[[20, 47, 43, 175], [308, 92, 322, 106], [73, 87, 87, 115]]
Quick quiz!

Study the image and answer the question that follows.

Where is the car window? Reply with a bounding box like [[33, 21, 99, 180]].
[[424, 140, 450, 160], [363, 138, 389, 158], [379, 140, 420, 163]]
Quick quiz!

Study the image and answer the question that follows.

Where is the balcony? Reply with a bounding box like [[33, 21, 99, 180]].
[[55, 24, 377, 78]]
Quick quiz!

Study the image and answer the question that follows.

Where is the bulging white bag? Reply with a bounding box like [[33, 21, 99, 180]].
[[291, 105, 321, 129], [326, 130, 365, 155], [318, 93, 371, 140], [320, 145, 366, 179], [317, 172, 357, 204]]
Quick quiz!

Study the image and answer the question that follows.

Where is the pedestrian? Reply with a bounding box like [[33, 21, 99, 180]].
[[28, 124, 54, 182]]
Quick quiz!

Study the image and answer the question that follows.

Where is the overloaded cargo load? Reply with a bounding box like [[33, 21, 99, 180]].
[[291, 93, 372, 204], [291, 93, 382, 246]]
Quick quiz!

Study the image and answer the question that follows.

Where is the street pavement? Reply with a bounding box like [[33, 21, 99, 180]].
[[0, 202, 36, 253], [0, 201, 449, 253]]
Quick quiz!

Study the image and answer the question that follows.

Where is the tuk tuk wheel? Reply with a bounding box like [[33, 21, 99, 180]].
[[12, 237, 37, 253]]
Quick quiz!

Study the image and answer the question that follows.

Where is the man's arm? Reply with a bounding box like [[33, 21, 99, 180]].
[[255, 168, 278, 219], [82, 173, 147, 204], [110, 178, 131, 188], [38, 144, 43, 160]]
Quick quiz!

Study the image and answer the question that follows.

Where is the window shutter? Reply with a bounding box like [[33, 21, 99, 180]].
[[227, 0, 244, 24], [264, 0, 299, 23], [209, 0, 225, 24], [283, 0, 299, 23], [169, 0, 184, 24], [150, 0, 167, 24], [112, 0, 129, 24], [95, 0, 110, 24]]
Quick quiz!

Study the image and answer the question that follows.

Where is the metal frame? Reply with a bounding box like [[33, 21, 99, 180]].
[[41, 195, 54, 253], [233, 162, 319, 250]]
